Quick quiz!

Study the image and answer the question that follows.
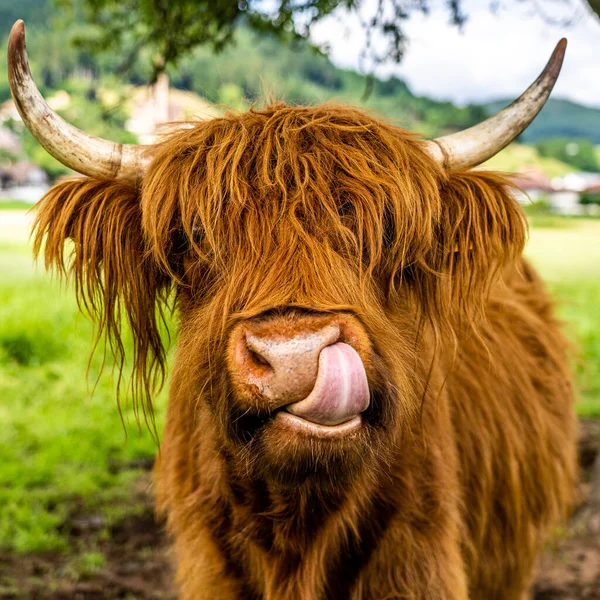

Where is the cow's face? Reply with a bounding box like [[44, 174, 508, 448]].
[[134, 105, 442, 485]]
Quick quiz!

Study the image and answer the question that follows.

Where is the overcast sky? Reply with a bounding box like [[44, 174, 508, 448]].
[[310, 0, 600, 108]]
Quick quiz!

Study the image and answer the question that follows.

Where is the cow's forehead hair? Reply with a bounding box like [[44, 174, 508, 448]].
[[140, 102, 444, 284]]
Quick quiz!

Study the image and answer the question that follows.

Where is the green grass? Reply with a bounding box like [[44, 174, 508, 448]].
[[0, 200, 37, 211], [0, 210, 169, 553], [0, 279, 169, 552], [0, 209, 598, 555], [482, 142, 576, 178], [524, 219, 600, 417]]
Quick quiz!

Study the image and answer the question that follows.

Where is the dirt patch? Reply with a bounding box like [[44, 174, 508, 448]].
[[0, 483, 175, 600], [533, 419, 600, 600], [0, 510, 175, 600], [1, 420, 599, 599], [535, 534, 600, 600]]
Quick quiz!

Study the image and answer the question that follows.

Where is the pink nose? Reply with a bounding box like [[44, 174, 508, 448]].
[[235, 324, 341, 404]]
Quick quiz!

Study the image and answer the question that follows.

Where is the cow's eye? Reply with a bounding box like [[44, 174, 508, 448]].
[[173, 225, 203, 257], [191, 225, 203, 245]]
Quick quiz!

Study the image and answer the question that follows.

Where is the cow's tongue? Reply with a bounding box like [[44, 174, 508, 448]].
[[285, 343, 369, 426]]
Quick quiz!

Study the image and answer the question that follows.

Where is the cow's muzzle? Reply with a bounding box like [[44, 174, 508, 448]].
[[228, 313, 371, 436]]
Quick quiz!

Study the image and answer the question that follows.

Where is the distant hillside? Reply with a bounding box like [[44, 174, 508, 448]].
[[485, 98, 600, 144]]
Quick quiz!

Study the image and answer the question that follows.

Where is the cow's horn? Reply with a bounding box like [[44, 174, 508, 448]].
[[425, 39, 566, 171], [7, 20, 149, 182]]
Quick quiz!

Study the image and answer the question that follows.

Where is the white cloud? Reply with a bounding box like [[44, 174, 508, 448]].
[[311, 0, 600, 108]]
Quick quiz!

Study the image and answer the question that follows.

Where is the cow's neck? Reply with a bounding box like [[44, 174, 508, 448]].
[[229, 472, 350, 548], [216, 447, 382, 598]]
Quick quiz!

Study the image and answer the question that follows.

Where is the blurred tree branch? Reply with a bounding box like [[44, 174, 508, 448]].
[[54, 0, 600, 83], [588, 0, 600, 18]]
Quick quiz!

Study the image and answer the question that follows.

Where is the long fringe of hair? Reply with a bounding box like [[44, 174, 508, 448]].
[[33, 178, 171, 428]]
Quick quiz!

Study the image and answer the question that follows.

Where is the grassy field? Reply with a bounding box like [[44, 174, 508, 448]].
[[525, 219, 600, 416], [0, 210, 169, 557], [0, 209, 598, 560], [482, 142, 575, 177]]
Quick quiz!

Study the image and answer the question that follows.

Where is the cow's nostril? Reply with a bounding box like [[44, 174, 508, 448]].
[[247, 346, 271, 369]]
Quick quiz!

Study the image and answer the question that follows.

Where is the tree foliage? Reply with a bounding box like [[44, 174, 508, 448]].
[[53, 0, 599, 81], [55, 0, 469, 81], [580, 191, 600, 205]]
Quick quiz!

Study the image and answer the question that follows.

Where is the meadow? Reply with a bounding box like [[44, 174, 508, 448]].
[[0, 207, 169, 559], [0, 205, 598, 562]]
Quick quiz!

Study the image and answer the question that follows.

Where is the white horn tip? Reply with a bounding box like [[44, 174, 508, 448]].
[[548, 38, 568, 77], [8, 20, 27, 80], [9, 20, 26, 50]]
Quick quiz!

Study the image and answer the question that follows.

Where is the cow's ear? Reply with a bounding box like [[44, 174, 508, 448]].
[[444, 168, 526, 301], [408, 170, 527, 328], [33, 177, 171, 423], [438, 169, 526, 272]]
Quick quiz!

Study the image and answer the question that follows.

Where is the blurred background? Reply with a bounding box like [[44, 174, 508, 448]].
[[0, 1, 599, 598]]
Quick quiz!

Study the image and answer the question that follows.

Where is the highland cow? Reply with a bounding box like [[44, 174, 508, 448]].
[[9, 20, 577, 600]]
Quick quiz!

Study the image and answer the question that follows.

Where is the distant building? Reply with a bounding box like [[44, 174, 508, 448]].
[[550, 172, 600, 215], [5, 161, 48, 186], [510, 169, 554, 203], [0, 127, 21, 155], [510, 168, 600, 216], [0, 160, 49, 202]]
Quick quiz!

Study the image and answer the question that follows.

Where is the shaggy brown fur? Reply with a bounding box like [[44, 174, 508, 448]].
[[34, 103, 577, 599]]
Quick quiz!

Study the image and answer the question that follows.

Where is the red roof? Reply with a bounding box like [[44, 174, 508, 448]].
[[510, 170, 554, 192]]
